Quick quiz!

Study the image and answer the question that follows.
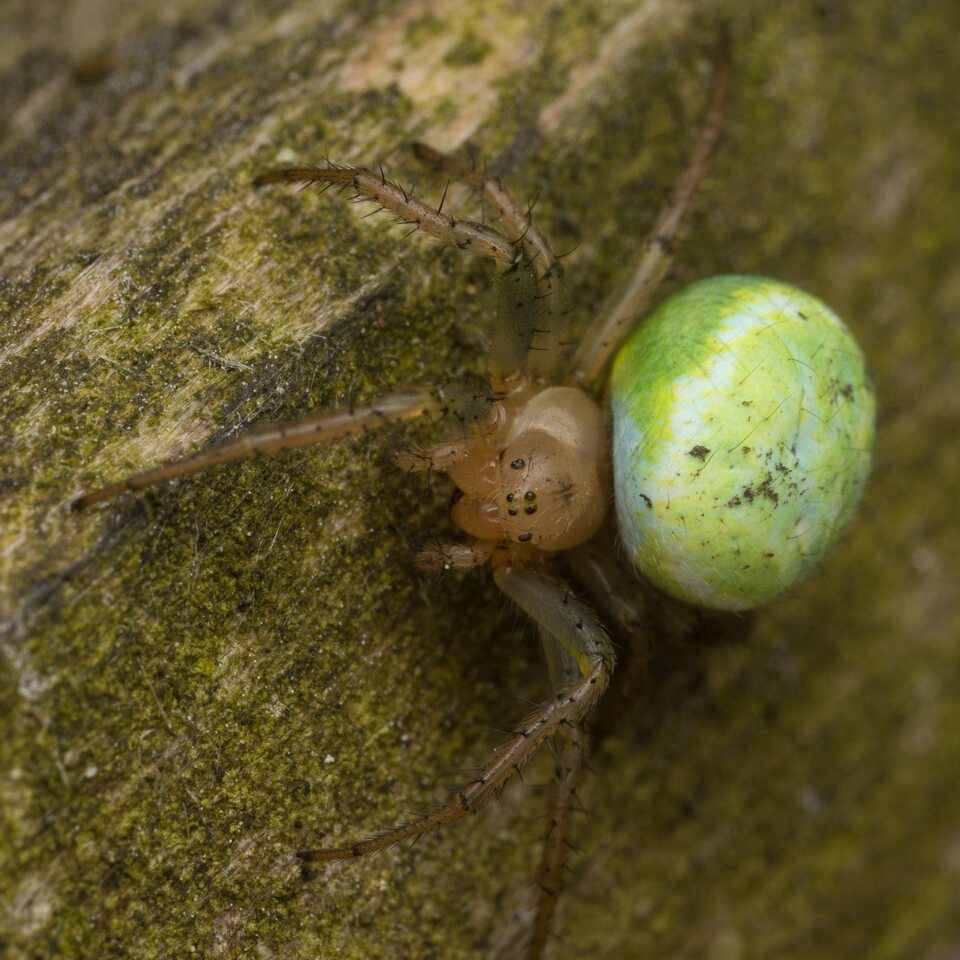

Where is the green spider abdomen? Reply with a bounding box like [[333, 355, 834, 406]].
[[610, 275, 875, 611]]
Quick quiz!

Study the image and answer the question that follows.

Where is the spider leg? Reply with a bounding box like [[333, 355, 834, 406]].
[[413, 540, 495, 571], [297, 565, 614, 865], [72, 385, 446, 510], [257, 159, 565, 390], [412, 142, 558, 280], [522, 624, 590, 960], [564, 539, 660, 752], [392, 436, 473, 474], [255, 163, 519, 265], [565, 537, 654, 650], [413, 142, 570, 386], [489, 260, 546, 392], [567, 31, 733, 388], [527, 720, 586, 960]]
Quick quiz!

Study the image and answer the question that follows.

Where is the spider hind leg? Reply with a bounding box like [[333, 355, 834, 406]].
[[525, 721, 587, 960], [296, 566, 614, 908]]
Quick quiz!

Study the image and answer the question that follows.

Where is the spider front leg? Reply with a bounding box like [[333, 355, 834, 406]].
[[568, 31, 733, 387], [412, 142, 570, 383], [259, 149, 569, 391], [71, 385, 471, 510], [254, 163, 519, 264], [297, 566, 614, 889], [412, 142, 558, 282]]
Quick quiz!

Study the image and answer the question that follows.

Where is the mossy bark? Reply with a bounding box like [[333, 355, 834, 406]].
[[2, 1, 959, 958]]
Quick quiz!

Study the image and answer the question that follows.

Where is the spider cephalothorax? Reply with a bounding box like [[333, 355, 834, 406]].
[[424, 384, 610, 556], [72, 34, 874, 960]]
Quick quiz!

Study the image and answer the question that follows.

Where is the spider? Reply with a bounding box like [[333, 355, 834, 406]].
[[72, 34, 874, 959]]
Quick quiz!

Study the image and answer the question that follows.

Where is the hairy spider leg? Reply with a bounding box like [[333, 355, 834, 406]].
[[297, 566, 615, 866], [413, 142, 570, 385], [522, 540, 684, 956], [564, 539, 661, 750], [255, 162, 544, 391], [71, 386, 448, 510], [258, 153, 570, 393], [527, 723, 586, 960], [568, 31, 733, 388], [520, 627, 590, 960], [489, 259, 551, 391], [254, 164, 519, 264], [412, 142, 558, 279], [566, 537, 655, 644]]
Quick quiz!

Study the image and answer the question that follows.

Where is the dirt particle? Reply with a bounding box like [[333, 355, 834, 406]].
[[688, 445, 710, 461], [754, 472, 780, 505]]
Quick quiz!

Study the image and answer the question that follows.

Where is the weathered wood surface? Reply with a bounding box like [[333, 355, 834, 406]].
[[2, 1, 958, 957]]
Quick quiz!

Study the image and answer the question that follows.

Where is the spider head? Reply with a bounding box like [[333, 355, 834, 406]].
[[448, 387, 610, 552]]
